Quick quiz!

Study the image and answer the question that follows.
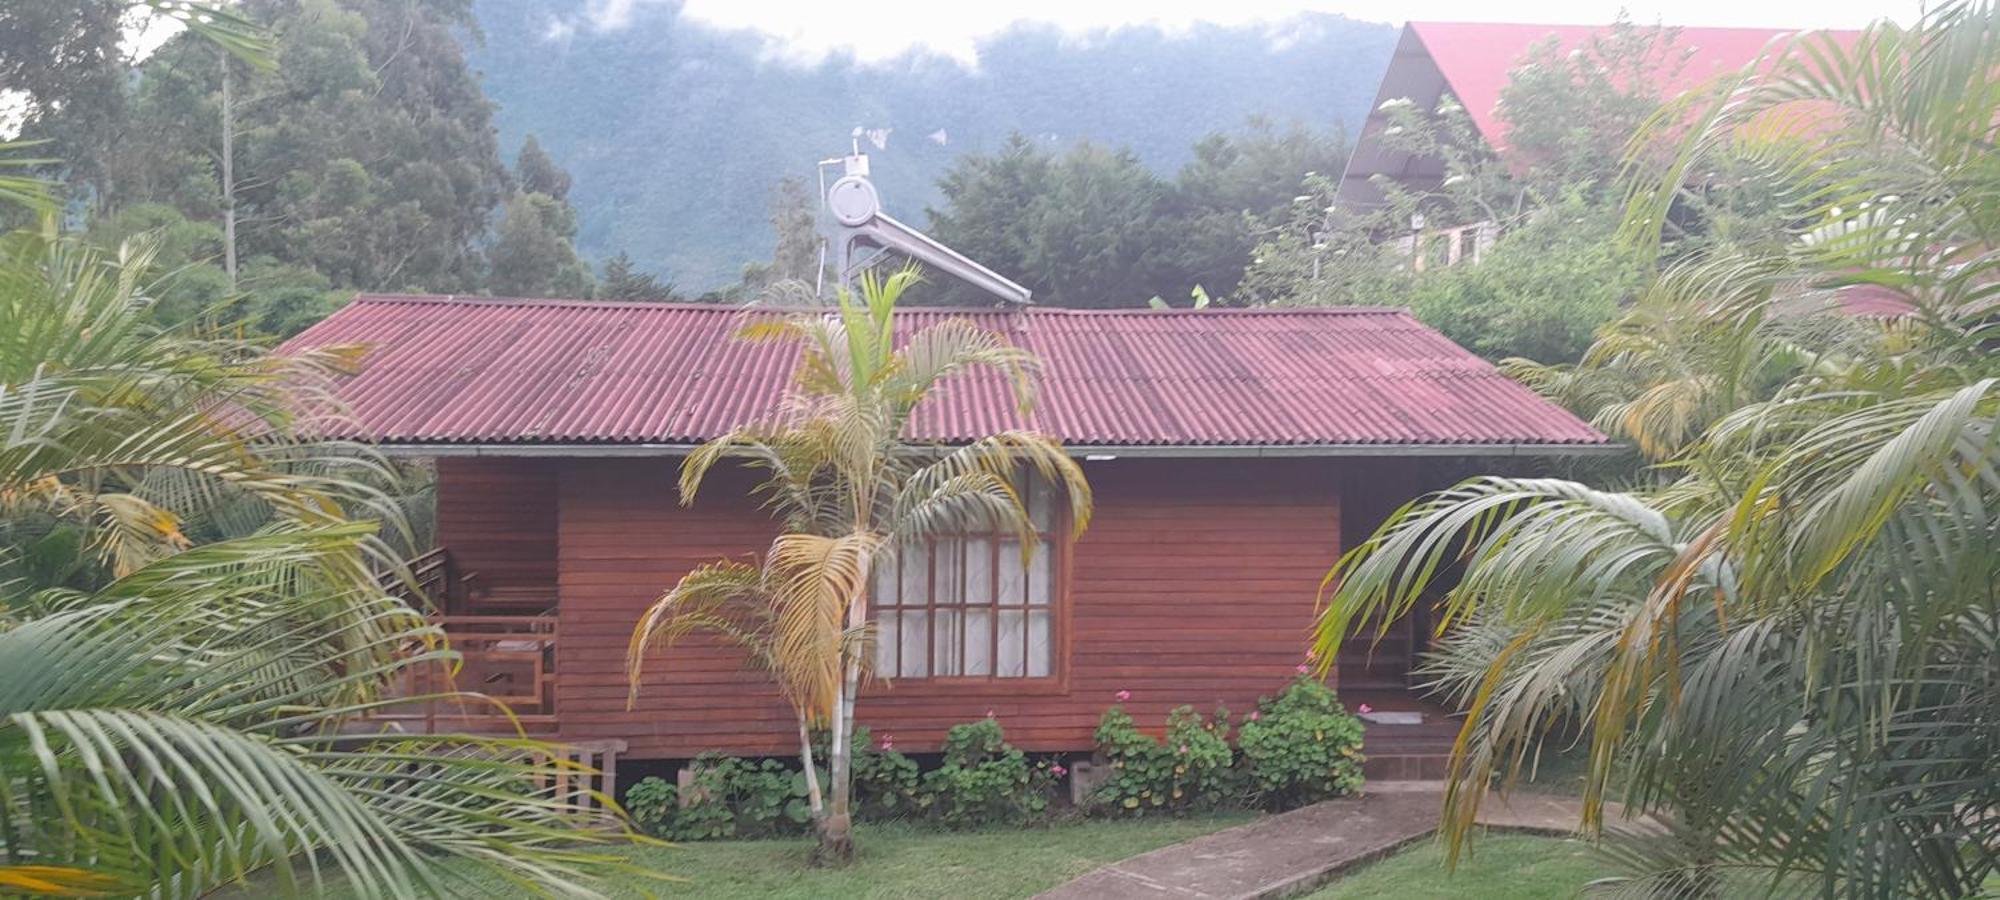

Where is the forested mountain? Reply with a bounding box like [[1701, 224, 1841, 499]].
[[469, 1, 1397, 288]]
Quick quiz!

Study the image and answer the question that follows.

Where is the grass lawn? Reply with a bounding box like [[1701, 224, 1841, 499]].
[[1305, 833, 1615, 900], [292, 814, 1254, 899]]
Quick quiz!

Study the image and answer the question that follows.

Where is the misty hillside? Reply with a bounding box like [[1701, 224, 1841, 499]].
[[468, 1, 1397, 288]]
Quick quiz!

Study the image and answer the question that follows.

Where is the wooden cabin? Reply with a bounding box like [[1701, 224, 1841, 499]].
[[285, 295, 1611, 778]]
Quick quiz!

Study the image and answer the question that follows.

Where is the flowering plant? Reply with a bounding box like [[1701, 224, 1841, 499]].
[[1089, 701, 1235, 815], [1235, 674, 1366, 810]]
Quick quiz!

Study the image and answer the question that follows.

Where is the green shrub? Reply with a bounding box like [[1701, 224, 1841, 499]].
[[1235, 676, 1366, 810], [665, 753, 814, 840], [847, 726, 924, 821], [1090, 703, 1235, 815], [624, 776, 677, 835], [921, 717, 1058, 828]]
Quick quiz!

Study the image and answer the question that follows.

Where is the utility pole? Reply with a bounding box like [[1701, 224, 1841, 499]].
[[219, 49, 238, 290]]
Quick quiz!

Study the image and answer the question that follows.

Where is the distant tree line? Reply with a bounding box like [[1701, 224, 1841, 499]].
[[4, 2, 1710, 370], [1, 0, 656, 337], [919, 120, 1348, 308]]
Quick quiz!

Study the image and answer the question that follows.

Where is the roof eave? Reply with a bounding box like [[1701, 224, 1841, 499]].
[[371, 441, 1625, 459]]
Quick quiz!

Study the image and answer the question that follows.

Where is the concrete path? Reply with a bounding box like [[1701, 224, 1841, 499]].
[[1036, 785, 1613, 900]]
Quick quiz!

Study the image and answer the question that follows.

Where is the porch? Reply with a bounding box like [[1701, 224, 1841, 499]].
[[371, 547, 561, 735]]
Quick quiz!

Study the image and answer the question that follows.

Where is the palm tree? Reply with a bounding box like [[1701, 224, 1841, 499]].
[[0, 229, 646, 897], [1316, 6, 1999, 897], [628, 268, 1092, 864]]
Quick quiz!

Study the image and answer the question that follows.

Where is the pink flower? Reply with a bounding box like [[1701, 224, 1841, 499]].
[[879, 734, 895, 751], [1295, 663, 1311, 675], [985, 708, 996, 719], [1248, 711, 1262, 722], [1305, 648, 1318, 661], [1114, 690, 1131, 703], [1357, 703, 1374, 714], [1178, 744, 1189, 755], [1050, 764, 1068, 777]]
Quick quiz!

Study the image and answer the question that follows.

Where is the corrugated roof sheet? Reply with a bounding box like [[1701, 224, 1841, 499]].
[[279, 295, 1608, 448]]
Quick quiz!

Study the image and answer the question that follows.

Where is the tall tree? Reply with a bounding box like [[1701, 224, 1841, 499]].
[[599, 250, 680, 302], [515, 133, 571, 202], [0, 2, 161, 193], [1166, 118, 1349, 297], [927, 135, 1177, 307], [87, 0, 511, 295], [924, 123, 1343, 308], [737, 175, 822, 302], [488, 191, 591, 298], [489, 133, 591, 297]]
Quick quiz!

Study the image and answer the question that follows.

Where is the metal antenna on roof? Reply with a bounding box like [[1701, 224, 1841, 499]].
[[816, 133, 1032, 306]]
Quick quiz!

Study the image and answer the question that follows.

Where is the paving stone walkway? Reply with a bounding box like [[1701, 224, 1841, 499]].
[[1036, 785, 1612, 900]]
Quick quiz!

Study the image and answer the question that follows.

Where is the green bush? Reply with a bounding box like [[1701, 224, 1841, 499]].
[[645, 720, 1062, 839], [1090, 704, 1235, 815], [922, 717, 1058, 828], [624, 776, 678, 835], [846, 726, 924, 821], [663, 753, 814, 840], [1235, 676, 1366, 810]]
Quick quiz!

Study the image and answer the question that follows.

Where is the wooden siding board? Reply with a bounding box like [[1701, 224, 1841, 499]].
[[435, 458, 560, 594], [527, 456, 1424, 759], [394, 458, 1424, 760]]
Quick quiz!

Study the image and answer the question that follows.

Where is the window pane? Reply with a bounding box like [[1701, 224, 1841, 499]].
[[996, 610, 1025, 677], [1026, 541, 1050, 606], [997, 538, 1026, 606], [963, 536, 993, 606], [1028, 610, 1052, 677], [898, 544, 929, 608], [963, 609, 992, 676], [898, 610, 929, 677], [936, 537, 964, 605], [872, 550, 899, 607], [875, 611, 899, 673], [933, 609, 961, 676]]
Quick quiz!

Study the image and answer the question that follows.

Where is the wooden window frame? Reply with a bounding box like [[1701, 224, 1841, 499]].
[[871, 481, 1072, 696]]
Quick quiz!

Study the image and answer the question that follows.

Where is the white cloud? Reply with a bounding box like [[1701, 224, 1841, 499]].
[[583, 0, 644, 31]]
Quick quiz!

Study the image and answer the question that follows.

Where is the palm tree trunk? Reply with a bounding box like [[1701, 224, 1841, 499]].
[[816, 672, 856, 866], [796, 715, 824, 817], [815, 578, 871, 867], [218, 49, 238, 291]]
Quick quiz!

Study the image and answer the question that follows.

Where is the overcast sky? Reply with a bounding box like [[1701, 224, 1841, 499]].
[[0, 0, 1920, 137], [594, 0, 1923, 65]]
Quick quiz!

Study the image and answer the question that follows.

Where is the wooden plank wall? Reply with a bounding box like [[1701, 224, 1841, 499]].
[[435, 458, 560, 594], [541, 455, 1425, 760]]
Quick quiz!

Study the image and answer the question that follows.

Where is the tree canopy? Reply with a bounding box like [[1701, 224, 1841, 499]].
[[923, 122, 1348, 307]]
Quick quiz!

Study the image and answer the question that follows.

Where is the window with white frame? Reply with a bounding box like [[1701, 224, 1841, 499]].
[[871, 476, 1061, 679]]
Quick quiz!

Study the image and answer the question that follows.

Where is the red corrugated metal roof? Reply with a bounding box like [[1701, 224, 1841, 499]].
[[1406, 21, 1853, 152], [280, 294, 1608, 449]]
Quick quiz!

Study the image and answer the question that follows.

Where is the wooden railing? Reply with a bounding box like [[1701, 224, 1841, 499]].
[[371, 614, 560, 735], [543, 740, 626, 817]]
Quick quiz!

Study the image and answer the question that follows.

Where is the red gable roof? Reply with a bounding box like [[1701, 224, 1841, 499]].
[[280, 295, 1608, 451], [1406, 21, 1833, 152], [1339, 21, 1856, 208]]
